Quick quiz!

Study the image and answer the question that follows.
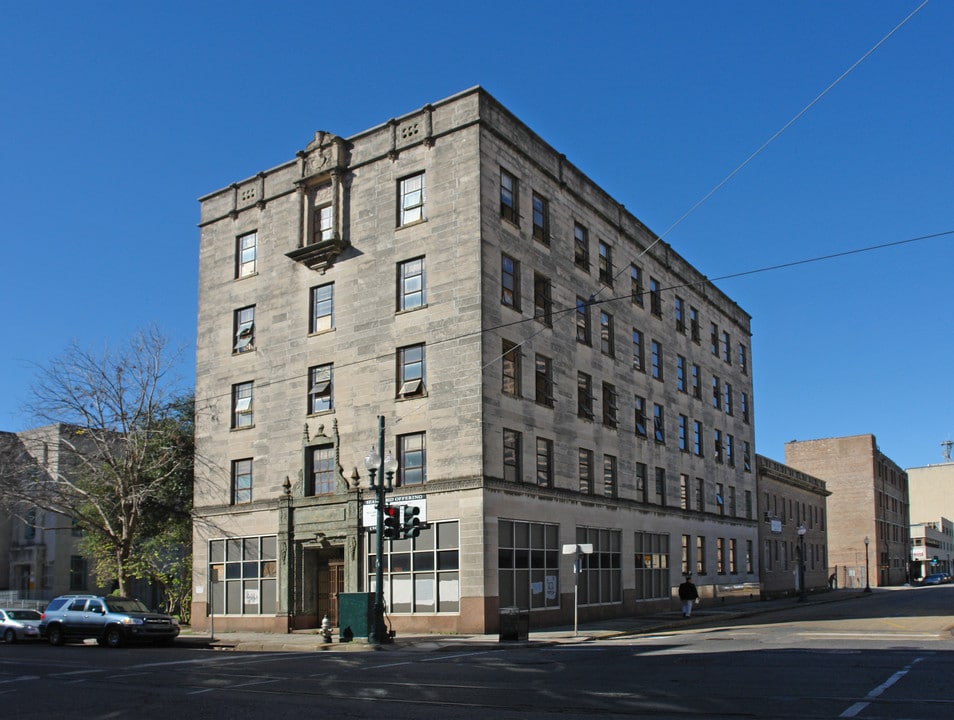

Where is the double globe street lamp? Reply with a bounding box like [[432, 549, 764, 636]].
[[364, 415, 399, 644]]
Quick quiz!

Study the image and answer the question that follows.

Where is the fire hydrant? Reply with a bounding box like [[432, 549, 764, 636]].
[[320, 614, 333, 643]]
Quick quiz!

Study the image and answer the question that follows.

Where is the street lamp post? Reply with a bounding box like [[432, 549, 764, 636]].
[[864, 536, 872, 593], [797, 524, 807, 602], [364, 415, 398, 645]]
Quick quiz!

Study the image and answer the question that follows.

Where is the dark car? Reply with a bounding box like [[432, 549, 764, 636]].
[[39, 594, 179, 647], [920, 573, 948, 585]]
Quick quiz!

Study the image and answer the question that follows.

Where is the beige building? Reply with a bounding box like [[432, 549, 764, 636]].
[[192, 87, 758, 635], [906, 457, 954, 581], [755, 454, 830, 598], [0, 425, 93, 601], [785, 434, 910, 589]]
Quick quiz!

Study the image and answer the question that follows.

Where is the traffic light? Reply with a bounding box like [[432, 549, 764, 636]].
[[401, 504, 421, 539], [383, 505, 400, 540]]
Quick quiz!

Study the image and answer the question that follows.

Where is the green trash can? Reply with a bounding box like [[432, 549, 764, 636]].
[[499, 606, 529, 641]]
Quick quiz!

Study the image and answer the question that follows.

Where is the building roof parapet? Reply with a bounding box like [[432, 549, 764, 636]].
[[756, 454, 831, 496]]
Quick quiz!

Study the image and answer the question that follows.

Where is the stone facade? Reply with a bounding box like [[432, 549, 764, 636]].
[[193, 87, 758, 635], [785, 434, 910, 588], [755, 454, 830, 598]]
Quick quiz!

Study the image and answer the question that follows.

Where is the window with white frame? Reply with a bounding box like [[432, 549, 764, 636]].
[[307, 364, 333, 414], [234, 305, 255, 353], [398, 172, 426, 226], [310, 283, 334, 333], [231, 459, 253, 504], [307, 445, 336, 495], [236, 231, 257, 278], [398, 432, 425, 486], [397, 344, 425, 397], [232, 381, 253, 429], [398, 257, 426, 311], [315, 204, 334, 243]]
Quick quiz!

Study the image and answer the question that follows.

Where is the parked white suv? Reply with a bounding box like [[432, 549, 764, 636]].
[[39, 594, 180, 647]]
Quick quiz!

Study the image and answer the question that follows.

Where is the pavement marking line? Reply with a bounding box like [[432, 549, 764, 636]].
[[367, 648, 503, 670], [0, 676, 40, 685], [839, 656, 924, 718], [801, 632, 939, 640]]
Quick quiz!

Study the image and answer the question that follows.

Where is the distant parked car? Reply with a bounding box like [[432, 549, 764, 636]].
[[920, 573, 949, 585], [0, 608, 42, 643], [39, 594, 179, 647]]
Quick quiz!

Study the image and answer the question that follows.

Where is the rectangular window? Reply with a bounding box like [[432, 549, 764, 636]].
[[577, 372, 594, 420], [577, 527, 621, 605], [232, 381, 253, 429], [649, 277, 662, 317], [603, 455, 617, 498], [689, 306, 700, 342], [744, 490, 753, 520], [676, 355, 686, 392], [398, 172, 426, 225], [576, 297, 591, 345], [602, 382, 618, 428], [500, 168, 518, 224], [729, 539, 738, 574], [680, 474, 690, 510], [316, 204, 334, 243], [725, 383, 734, 415], [398, 257, 426, 311], [231, 459, 253, 504], [503, 429, 522, 483], [726, 434, 735, 467], [712, 376, 721, 409], [633, 395, 647, 438], [236, 231, 257, 278], [501, 253, 520, 309], [310, 283, 334, 333], [69, 555, 87, 591], [631, 264, 643, 306], [710, 323, 719, 356], [536, 437, 553, 488], [578, 448, 594, 494], [398, 432, 426, 486], [693, 420, 703, 456], [636, 462, 648, 503], [308, 364, 333, 414], [598, 240, 613, 286], [574, 223, 589, 269], [371, 521, 460, 613], [741, 392, 750, 424], [307, 445, 336, 495], [634, 531, 670, 600], [675, 296, 685, 332], [498, 520, 559, 610], [678, 414, 689, 452], [532, 192, 549, 243], [722, 331, 731, 363], [696, 536, 707, 575], [654, 467, 666, 505], [716, 482, 725, 516], [502, 340, 521, 397], [746, 539, 754, 573], [743, 441, 752, 472], [651, 340, 663, 380], [397, 344, 426, 397], [234, 305, 255, 354], [695, 477, 705, 512], [691, 363, 701, 399], [632, 328, 644, 371], [534, 354, 554, 407], [533, 273, 552, 326], [739, 344, 749, 374], [728, 485, 737, 516], [600, 311, 615, 356], [653, 404, 665, 443], [714, 429, 724, 463], [717, 538, 726, 574]]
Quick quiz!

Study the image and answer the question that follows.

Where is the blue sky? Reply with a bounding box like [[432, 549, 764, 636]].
[[2, 1, 951, 470]]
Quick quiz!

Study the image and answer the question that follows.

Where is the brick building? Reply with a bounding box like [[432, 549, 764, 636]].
[[192, 87, 759, 635], [755, 454, 830, 598], [785, 434, 910, 588]]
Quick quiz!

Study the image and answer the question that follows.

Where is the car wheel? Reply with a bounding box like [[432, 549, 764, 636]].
[[48, 625, 64, 646], [104, 627, 123, 649], [3, 628, 15, 644]]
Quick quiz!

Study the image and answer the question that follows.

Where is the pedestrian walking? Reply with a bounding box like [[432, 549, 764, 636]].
[[678, 576, 699, 618]]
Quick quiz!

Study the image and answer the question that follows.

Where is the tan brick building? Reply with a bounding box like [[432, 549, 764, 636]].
[[192, 87, 758, 635], [785, 434, 910, 588], [755, 454, 830, 598]]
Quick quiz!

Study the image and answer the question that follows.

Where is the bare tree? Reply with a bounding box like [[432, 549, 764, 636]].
[[1, 326, 192, 597]]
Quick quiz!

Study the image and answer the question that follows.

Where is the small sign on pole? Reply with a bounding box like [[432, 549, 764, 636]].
[[562, 544, 594, 636]]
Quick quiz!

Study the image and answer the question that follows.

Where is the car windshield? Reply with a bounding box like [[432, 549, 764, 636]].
[[103, 598, 151, 613], [6, 610, 41, 620]]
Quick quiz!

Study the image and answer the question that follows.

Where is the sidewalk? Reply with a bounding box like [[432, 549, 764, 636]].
[[177, 589, 873, 653]]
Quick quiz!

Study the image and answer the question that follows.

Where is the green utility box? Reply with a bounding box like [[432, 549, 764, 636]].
[[337, 592, 374, 642]]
